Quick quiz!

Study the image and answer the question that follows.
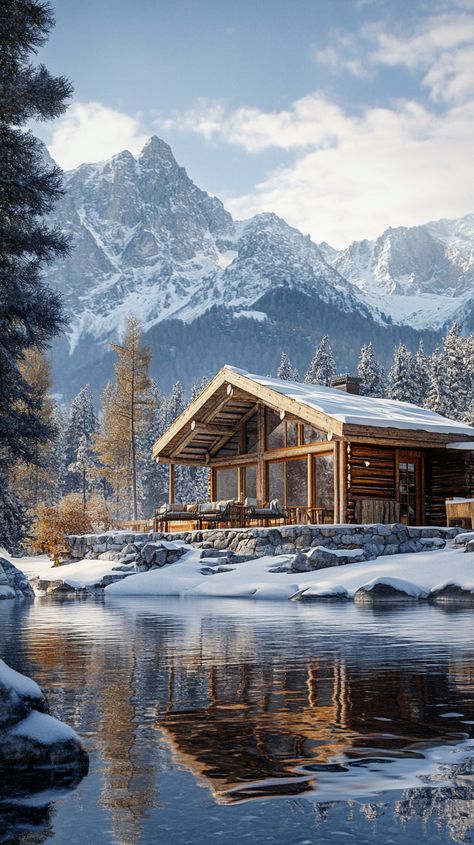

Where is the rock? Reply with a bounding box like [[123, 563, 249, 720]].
[[0, 659, 89, 776], [306, 547, 342, 571], [429, 584, 474, 604], [354, 582, 421, 604], [290, 552, 311, 573], [0, 558, 34, 600]]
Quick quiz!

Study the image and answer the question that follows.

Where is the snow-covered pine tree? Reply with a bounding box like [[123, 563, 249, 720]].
[[425, 347, 450, 415], [139, 382, 169, 516], [413, 340, 431, 407], [64, 385, 98, 494], [304, 336, 336, 386], [386, 343, 417, 403], [67, 434, 96, 506], [49, 405, 68, 503], [0, 1, 72, 550], [443, 322, 470, 419], [163, 381, 208, 504], [356, 343, 385, 397], [277, 352, 298, 381], [191, 376, 210, 400]]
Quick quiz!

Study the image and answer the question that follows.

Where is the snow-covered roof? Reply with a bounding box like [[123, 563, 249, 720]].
[[224, 366, 474, 436], [447, 441, 474, 450]]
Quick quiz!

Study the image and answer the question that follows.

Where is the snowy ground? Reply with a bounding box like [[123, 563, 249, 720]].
[[7, 544, 474, 603]]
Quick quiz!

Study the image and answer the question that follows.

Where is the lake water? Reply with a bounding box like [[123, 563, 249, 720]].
[[1, 597, 473, 845]]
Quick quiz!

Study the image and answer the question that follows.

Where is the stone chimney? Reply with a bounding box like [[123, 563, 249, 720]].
[[331, 374, 362, 395]]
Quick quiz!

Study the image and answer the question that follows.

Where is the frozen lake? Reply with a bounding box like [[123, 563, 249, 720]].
[[1, 597, 473, 845]]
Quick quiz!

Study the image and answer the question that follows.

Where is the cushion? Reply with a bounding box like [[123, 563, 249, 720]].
[[269, 499, 280, 511], [244, 497, 258, 508]]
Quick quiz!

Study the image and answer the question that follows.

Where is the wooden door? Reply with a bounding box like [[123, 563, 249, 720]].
[[397, 455, 422, 525]]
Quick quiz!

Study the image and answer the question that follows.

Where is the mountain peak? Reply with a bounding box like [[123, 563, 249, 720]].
[[139, 135, 176, 165]]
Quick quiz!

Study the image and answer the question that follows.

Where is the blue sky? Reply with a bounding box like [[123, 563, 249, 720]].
[[36, 0, 474, 246]]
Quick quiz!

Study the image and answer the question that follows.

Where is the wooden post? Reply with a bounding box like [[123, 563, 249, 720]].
[[256, 404, 266, 504], [339, 442, 347, 523], [168, 463, 175, 504], [333, 441, 340, 523], [307, 453, 314, 519]]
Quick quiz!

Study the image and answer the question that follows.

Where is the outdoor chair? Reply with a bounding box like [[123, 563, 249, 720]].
[[197, 499, 242, 529], [244, 498, 288, 526], [155, 502, 198, 531]]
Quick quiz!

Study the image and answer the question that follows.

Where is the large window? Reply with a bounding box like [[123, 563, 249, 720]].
[[268, 458, 308, 506], [286, 459, 308, 505], [244, 465, 257, 500], [314, 454, 334, 509], [215, 467, 238, 501], [303, 424, 326, 444], [245, 414, 258, 453], [266, 410, 286, 449], [266, 409, 327, 450]]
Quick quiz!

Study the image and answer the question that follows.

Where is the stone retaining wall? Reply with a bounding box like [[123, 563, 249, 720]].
[[67, 523, 460, 564]]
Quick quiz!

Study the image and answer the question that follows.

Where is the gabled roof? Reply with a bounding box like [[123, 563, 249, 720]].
[[152, 365, 474, 464], [229, 367, 474, 436]]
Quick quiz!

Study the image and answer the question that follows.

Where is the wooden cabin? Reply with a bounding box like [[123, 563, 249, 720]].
[[152, 366, 474, 526]]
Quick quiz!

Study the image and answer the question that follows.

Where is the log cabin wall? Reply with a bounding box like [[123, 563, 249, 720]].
[[346, 443, 396, 523], [425, 450, 474, 525]]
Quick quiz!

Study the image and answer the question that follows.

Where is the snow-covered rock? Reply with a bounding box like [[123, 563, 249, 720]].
[[0, 557, 34, 600], [0, 659, 88, 774]]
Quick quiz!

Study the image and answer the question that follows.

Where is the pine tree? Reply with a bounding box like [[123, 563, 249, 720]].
[[12, 348, 56, 510], [443, 322, 469, 419], [357, 343, 385, 397], [64, 385, 98, 494], [386, 343, 417, 403], [277, 352, 296, 381], [191, 376, 210, 400], [304, 336, 336, 386], [425, 347, 450, 415], [139, 382, 169, 516], [413, 340, 430, 407], [68, 434, 96, 506], [0, 2, 72, 549], [108, 317, 155, 519]]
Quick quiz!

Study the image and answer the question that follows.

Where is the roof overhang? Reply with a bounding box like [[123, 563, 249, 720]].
[[152, 367, 342, 465]]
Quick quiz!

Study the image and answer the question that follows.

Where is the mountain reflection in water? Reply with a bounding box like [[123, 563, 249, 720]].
[[0, 597, 473, 845]]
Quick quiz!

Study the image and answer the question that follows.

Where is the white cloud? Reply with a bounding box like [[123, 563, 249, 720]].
[[370, 12, 474, 103], [170, 93, 474, 247], [47, 101, 147, 170]]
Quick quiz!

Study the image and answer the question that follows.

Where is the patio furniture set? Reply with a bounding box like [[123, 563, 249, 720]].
[[154, 499, 332, 532]]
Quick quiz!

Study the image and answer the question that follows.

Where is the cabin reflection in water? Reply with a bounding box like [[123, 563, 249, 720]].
[[157, 655, 474, 803]]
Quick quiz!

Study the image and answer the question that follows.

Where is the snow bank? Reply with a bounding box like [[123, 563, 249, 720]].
[[105, 545, 474, 603], [9, 553, 119, 590]]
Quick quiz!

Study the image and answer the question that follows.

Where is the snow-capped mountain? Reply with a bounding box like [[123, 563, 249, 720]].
[[45, 136, 471, 398], [49, 136, 369, 347], [320, 216, 474, 331]]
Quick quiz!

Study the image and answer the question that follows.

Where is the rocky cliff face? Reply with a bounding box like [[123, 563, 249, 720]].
[[44, 136, 472, 398], [322, 215, 474, 331]]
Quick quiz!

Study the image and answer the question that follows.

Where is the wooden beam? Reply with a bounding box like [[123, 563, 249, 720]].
[[168, 463, 175, 504], [208, 403, 259, 457]]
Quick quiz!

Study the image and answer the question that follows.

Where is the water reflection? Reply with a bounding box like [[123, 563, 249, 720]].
[[0, 598, 473, 845]]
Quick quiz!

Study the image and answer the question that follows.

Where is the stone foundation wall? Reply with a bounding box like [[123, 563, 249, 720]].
[[67, 523, 460, 563]]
